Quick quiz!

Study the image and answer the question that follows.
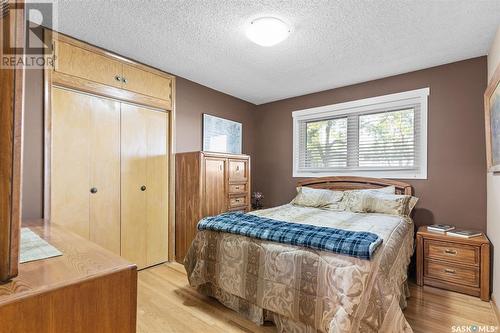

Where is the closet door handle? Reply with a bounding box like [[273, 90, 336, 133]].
[[140, 185, 147, 191], [90, 187, 98, 194]]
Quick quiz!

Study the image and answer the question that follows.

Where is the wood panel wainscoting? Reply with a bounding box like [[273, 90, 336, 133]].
[[0, 0, 25, 282], [175, 151, 251, 263], [43, 29, 176, 267], [0, 220, 137, 333], [416, 226, 491, 301]]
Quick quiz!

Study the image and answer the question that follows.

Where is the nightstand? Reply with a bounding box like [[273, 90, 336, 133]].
[[416, 226, 491, 301]]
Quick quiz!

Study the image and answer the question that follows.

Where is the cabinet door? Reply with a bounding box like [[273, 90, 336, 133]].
[[89, 97, 121, 255], [204, 158, 227, 216], [51, 88, 91, 238], [54, 40, 123, 88], [52, 88, 121, 251], [122, 64, 172, 102], [121, 104, 148, 268], [145, 109, 169, 266], [228, 159, 248, 182], [121, 103, 168, 269]]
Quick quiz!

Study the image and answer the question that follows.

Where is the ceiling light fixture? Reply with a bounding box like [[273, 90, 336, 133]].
[[246, 17, 290, 47]]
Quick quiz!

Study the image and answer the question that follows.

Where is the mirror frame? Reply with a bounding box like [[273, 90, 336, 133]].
[[0, 0, 25, 282]]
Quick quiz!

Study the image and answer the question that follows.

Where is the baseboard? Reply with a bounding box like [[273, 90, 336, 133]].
[[492, 296, 500, 326]]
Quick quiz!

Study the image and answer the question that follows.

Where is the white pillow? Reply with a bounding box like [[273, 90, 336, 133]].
[[290, 187, 344, 208], [344, 191, 418, 216], [324, 186, 395, 210]]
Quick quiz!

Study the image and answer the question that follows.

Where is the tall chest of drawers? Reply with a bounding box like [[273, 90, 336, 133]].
[[175, 151, 251, 263]]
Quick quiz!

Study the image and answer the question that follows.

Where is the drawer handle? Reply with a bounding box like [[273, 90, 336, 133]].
[[235, 186, 240, 190], [114, 75, 122, 82], [444, 268, 456, 274], [122, 77, 128, 84], [90, 187, 98, 194], [140, 185, 147, 191], [444, 249, 457, 255]]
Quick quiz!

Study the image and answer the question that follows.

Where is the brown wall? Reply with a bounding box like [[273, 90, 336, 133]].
[[22, 57, 488, 232], [253, 57, 488, 231], [175, 77, 255, 154], [21, 75, 256, 219]]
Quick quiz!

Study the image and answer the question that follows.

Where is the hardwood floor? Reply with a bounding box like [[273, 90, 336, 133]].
[[137, 262, 499, 333]]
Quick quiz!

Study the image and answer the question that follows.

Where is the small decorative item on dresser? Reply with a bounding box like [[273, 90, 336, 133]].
[[252, 191, 264, 210], [416, 226, 491, 301]]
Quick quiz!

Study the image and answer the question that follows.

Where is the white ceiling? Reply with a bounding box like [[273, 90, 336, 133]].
[[55, 0, 500, 105]]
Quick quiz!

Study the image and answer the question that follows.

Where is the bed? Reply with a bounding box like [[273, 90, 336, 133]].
[[184, 177, 415, 333]]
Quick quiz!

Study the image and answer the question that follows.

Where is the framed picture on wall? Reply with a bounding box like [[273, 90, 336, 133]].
[[485, 63, 500, 172], [202, 114, 242, 154]]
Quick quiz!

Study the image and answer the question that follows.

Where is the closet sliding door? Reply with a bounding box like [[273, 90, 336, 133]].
[[88, 95, 121, 254], [121, 103, 168, 269], [51, 88, 121, 254]]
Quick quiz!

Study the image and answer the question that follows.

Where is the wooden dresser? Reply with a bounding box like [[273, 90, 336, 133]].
[[416, 226, 491, 301], [175, 151, 251, 263], [0, 220, 137, 333]]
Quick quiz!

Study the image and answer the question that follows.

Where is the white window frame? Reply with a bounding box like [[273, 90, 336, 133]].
[[292, 87, 429, 179]]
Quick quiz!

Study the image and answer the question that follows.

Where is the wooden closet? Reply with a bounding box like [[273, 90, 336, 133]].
[[175, 152, 251, 263], [46, 31, 174, 269]]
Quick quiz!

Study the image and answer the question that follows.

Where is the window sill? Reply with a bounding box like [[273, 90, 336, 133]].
[[293, 169, 427, 180]]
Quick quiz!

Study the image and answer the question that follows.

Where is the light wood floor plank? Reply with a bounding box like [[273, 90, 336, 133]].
[[137, 262, 498, 333]]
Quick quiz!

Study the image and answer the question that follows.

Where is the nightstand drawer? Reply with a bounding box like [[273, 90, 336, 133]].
[[424, 260, 479, 287], [424, 240, 479, 265]]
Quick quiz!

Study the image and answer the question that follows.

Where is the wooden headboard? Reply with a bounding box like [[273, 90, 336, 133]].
[[298, 176, 413, 195]]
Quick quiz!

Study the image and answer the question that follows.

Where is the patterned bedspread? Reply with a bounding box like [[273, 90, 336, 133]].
[[184, 204, 414, 333], [198, 212, 382, 259]]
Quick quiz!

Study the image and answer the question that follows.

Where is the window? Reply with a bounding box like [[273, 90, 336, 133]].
[[293, 88, 429, 179]]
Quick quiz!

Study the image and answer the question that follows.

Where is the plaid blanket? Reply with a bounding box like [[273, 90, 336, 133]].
[[197, 212, 382, 259]]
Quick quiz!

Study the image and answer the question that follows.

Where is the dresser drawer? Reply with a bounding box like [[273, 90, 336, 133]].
[[424, 260, 479, 287], [229, 183, 247, 194], [229, 206, 249, 213], [424, 240, 479, 265], [229, 196, 247, 208], [228, 159, 248, 182]]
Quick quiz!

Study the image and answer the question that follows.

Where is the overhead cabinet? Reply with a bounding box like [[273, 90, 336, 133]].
[[53, 39, 173, 104], [48, 32, 174, 269], [54, 40, 123, 88]]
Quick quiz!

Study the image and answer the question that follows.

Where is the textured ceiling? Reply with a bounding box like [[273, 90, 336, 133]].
[[55, 0, 500, 105]]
